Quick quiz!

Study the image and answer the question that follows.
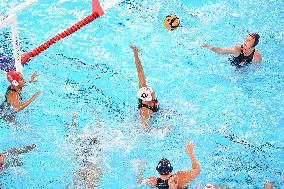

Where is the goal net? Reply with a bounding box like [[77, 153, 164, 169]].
[[0, 13, 22, 74]]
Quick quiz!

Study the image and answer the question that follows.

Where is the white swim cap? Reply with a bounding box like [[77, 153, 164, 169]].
[[203, 183, 216, 189], [137, 87, 153, 101]]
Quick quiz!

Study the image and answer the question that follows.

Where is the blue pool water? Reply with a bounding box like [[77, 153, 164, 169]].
[[1, 0, 284, 188]]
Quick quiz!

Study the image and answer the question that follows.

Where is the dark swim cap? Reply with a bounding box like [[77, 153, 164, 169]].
[[156, 158, 173, 175], [249, 33, 260, 47]]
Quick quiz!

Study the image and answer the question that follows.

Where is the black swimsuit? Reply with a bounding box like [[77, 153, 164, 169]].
[[156, 176, 188, 189], [230, 45, 255, 68], [0, 163, 4, 169], [138, 99, 159, 112]]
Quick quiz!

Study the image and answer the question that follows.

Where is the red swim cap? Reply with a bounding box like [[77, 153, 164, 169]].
[[7, 71, 21, 87]]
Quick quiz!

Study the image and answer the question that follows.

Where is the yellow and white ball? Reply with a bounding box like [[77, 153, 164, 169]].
[[164, 14, 180, 30]]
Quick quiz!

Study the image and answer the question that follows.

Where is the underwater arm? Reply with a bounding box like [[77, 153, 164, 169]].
[[5, 144, 36, 155], [253, 51, 262, 63], [70, 113, 78, 133], [136, 160, 146, 185], [136, 160, 157, 187]]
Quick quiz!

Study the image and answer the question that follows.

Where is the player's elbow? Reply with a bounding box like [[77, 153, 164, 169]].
[[12, 105, 20, 112], [192, 164, 201, 176]]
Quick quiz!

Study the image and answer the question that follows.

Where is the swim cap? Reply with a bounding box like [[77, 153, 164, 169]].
[[156, 158, 173, 175], [203, 183, 216, 189], [249, 33, 260, 47], [7, 71, 21, 87], [137, 87, 153, 101]]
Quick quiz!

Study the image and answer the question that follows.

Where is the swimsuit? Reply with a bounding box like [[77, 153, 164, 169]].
[[0, 163, 4, 169], [0, 86, 21, 115], [156, 176, 188, 189], [230, 45, 255, 68], [138, 99, 159, 112], [0, 86, 22, 112]]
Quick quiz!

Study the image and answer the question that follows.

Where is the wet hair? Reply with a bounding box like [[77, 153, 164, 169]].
[[156, 158, 173, 175], [249, 33, 260, 47]]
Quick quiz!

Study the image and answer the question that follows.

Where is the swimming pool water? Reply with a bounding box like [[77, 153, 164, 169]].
[[1, 0, 284, 188]]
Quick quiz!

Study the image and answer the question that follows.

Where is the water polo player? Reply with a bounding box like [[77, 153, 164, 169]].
[[203, 33, 262, 68], [129, 45, 170, 133]]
